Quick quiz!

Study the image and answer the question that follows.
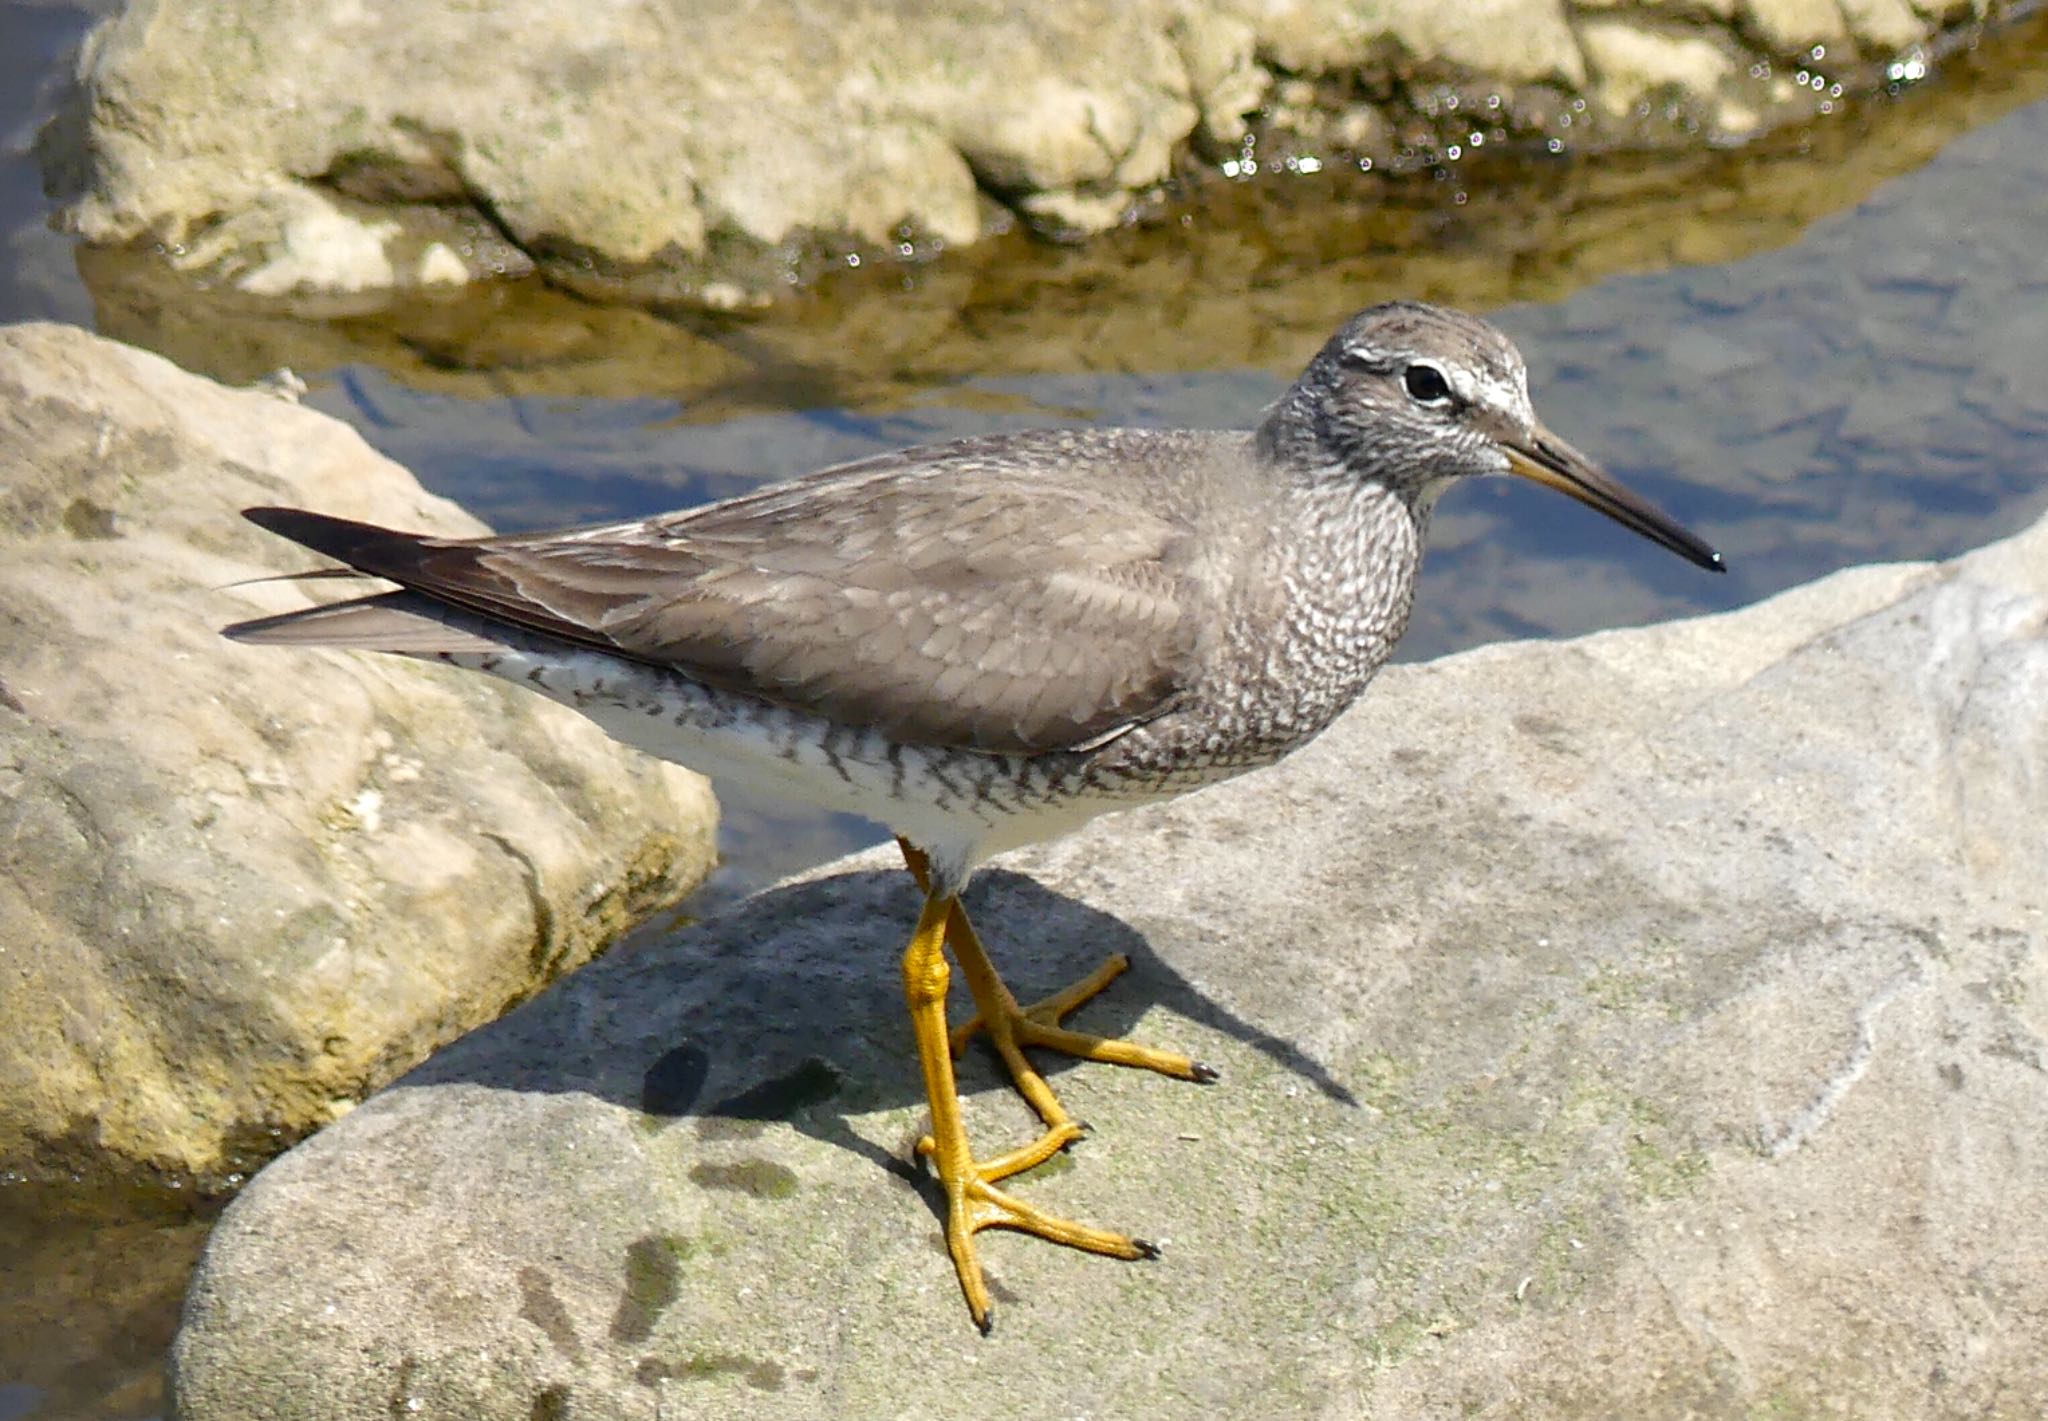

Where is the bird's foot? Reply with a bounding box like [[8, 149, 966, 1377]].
[[901, 884, 1158, 1331], [919, 1133, 1155, 1334], [921, 1117, 1087, 1183], [949, 952, 1219, 1086]]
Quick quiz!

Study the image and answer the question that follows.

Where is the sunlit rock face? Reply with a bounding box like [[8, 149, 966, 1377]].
[[36, 0, 1977, 308], [0, 322, 717, 1190]]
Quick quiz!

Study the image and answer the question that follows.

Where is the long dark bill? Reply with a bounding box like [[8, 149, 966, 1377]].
[[1505, 426, 1725, 573]]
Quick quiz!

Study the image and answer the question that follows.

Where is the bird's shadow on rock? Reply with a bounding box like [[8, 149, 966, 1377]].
[[408, 866, 1354, 1191]]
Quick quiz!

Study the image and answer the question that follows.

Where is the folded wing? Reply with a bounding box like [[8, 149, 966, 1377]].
[[226, 452, 1201, 756]]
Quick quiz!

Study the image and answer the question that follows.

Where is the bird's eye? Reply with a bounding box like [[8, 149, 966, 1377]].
[[1402, 363, 1453, 405]]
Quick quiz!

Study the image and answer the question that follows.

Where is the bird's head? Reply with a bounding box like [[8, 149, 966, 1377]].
[[1269, 301, 1724, 573]]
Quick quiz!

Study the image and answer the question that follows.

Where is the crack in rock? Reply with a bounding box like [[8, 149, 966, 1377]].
[[1762, 956, 1928, 1160]]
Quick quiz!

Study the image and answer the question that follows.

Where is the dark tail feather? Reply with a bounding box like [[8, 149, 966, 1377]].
[[223, 590, 512, 655], [236, 504, 626, 662], [241, 506, 447, 581], [218, 567, 371, 591]]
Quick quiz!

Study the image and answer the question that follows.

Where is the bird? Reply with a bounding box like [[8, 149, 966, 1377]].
[[223, 301, 1723, 1332]]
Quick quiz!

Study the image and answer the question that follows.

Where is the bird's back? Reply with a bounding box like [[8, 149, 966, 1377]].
[[228, 427, 1280, 757]]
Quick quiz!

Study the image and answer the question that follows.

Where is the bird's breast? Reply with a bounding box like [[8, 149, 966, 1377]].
[[1097, 484, 1425, 783]]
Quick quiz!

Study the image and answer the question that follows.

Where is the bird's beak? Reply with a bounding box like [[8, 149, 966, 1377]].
[[1504, 425, 1725, 573]]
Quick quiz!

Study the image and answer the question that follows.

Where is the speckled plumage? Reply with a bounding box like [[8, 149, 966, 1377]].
[[225, 303, 1720, 892]]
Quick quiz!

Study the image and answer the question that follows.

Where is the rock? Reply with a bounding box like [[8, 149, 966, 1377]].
[[169, 509, 2048, 1417], [38, 0, 1976, 308], [1252, 0, 1584, 85], [40, 0, 1253, 305], [1576, 17, 1751, 130], [1739, 0, 1851, 54], [1836, 0, 1938, 49], [0, 323, 717, 1189], [59, 23, 2048, 425]]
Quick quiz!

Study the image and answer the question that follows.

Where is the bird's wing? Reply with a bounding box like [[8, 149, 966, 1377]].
[[239, 446, 1203, 755]]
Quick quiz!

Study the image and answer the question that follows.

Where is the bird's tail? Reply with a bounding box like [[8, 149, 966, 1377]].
[[222, 589, 513, 655], [224, 507, 509, 655]]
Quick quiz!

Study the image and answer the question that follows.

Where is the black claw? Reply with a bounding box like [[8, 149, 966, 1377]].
[[977, 1308, 995, 1337], [1191, 1062, 1221, 1083], [1132, 1238, 1161, 1260], [1071, 1120, 1094, 1141]]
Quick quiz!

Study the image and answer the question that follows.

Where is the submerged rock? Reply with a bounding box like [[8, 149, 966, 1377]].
[[169, 509, 2047, 1416], [39, 0, 1989, 307], [0, 323, 717, 1190]]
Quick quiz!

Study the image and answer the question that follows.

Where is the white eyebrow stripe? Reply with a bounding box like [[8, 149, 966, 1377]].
[[1468, 368, 1527, 414]]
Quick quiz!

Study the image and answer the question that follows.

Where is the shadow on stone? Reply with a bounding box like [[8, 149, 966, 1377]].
[[404, 865, 1356, 1194]]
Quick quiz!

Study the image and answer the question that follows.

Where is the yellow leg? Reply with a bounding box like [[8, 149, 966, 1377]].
[[900, 890, 1153, 1332], [896, 839, 1217, 1139]]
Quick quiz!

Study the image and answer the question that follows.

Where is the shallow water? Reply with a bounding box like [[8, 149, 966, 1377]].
[[5, 7, 2048, 1417]]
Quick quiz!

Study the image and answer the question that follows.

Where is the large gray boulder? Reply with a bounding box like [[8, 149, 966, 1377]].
[[0, 323, 718, 1189], [169, 506, 2047, 1416], [40, 0, 1982, 308]]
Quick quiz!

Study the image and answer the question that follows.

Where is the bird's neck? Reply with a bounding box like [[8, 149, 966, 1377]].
[[1254, 380, 1328, 471], [1252, 382, 1436, 586], [1279, 471, 1426, 671]]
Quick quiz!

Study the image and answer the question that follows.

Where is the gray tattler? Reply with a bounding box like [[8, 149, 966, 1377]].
[[225, 301, 1724, 1332]]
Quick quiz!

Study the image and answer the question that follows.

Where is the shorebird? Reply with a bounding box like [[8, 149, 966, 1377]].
[[225, 301, 1722, 1331]]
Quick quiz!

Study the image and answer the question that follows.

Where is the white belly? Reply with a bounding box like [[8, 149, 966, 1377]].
[[438, 646, 1169, 887]]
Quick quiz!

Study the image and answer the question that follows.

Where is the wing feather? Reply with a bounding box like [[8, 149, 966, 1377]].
[[236, 439, 1203, 754]]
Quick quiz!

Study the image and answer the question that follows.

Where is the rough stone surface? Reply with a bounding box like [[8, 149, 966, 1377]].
[[1741, 0, 1852, 52], [37, 0, 1982, 306], [1253, 0, 1586, 84], [171, 512, 2048, 1418], [0, 323, 718, 1189], [1577, 17, 1750, 127]]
